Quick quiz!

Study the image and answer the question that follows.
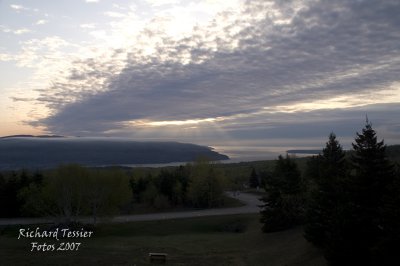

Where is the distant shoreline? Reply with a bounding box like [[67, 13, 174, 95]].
[[0, 138, 228, 171]]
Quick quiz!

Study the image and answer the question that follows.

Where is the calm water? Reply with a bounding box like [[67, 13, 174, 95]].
[[116, 145, 319, 168]]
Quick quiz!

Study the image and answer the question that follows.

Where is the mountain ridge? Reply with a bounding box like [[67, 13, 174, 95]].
[[0, 137, 229, 170]]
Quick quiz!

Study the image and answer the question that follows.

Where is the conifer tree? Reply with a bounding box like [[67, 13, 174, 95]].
[[343, 120, 394, 265], [304, 121, 398, 265], [249, 167, 259, 188], [316, 120, 394, 265], [304, 133, 347, 247], [260, 154, 304, 232]]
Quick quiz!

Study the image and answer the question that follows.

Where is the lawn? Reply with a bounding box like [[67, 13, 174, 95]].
[[0, 214, 326, 266]]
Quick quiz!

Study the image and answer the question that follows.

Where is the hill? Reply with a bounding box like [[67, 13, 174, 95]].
[[0, 137, 228, 170]]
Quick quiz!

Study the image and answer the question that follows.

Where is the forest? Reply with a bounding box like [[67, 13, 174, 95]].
[[260, 121, 400, 266]]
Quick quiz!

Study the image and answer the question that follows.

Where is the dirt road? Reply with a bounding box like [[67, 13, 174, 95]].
[[0, 192, 263, 225]]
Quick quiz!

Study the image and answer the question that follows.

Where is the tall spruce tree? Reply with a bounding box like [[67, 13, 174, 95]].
[[303, 122, 398, 265], [344, 120, 394, 265], [304, 133, 347, 247], [260, 154, 304, 232]]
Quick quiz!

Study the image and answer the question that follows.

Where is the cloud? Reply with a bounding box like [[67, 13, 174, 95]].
[[24, 0, 400, 143], [14, 28, 32, 34], [10, 4, 28, 11], [80, 23, 96, 29], [1, 25, 33, 35], [13, 36, 71, 68], [36, 20, 48, 25], [0, 53, 13, 61], [85, 0, 99, 3], [3, 36, 78, 118], [145, 0, 181, 7], [104, 11, 126, 18]]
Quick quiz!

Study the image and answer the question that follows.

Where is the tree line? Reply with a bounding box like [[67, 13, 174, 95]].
[[129, 158, 226, 209], [1, 165, 131, 224], [260, 121, 400, 265], [0, 158, 226, 224]]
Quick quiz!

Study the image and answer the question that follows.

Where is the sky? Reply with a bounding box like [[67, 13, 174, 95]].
[[1, 0, 400, 159]]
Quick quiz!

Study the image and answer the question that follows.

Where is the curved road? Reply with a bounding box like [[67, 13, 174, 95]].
[[113, 191, 262, 223], [0, 192, 263, 225]]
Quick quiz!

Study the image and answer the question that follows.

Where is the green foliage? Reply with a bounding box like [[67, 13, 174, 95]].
[[153, 194, 171, 210], [142, 182, 158, 206], [338, 121, 396, 265], [49, 164, 89, 222], [155, 169, 179, 203], [0, 170, 43, 217], [249, 167, 260, 188], [85, 169, 131, 224], [19, 164, 131, 224], [260, 155, 305, 232], [129, 172, 150, 203], [187, 158, 224, 208], [174, 165, 190, 203], [129, 166, 191, 209], [304, 133, 347, 247], [351, 122, 393, 201], [128, 158, 224, 210], [303, 122, 400, 266]]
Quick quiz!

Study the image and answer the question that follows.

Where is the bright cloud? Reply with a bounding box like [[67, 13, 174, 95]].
[[103, 11, 126, 18], [36, 20, 48, 25], [1, 26, 32, 35], [14, 28, 32, 34], [131, 117, 224, 127], [0, 53, 13, 61], [145, 0, 181, 7], [80, 23, 96, 29], [10, 4, 27, 10]]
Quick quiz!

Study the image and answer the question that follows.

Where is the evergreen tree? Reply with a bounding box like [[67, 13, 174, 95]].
[[129, 173, 150, 203], [155, 170, 176, 202], [260, 154, 304, 232], [304, 133, 347, 247], [0, 171, 35, 217], [316, 121, 395, 265], [174, 165, 190, 205], [304, 155, 322, 182], [249, 167, 259, 188], [344, 120, 394, 265]]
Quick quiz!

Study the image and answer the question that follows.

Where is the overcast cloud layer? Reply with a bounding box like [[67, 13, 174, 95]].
[[5, 0, 400, 155]]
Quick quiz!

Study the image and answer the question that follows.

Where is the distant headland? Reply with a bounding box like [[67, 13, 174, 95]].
[[0, 136, 229, 170]]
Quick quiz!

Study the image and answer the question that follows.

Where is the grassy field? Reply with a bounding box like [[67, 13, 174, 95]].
[[0, 214, 326, 266]]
